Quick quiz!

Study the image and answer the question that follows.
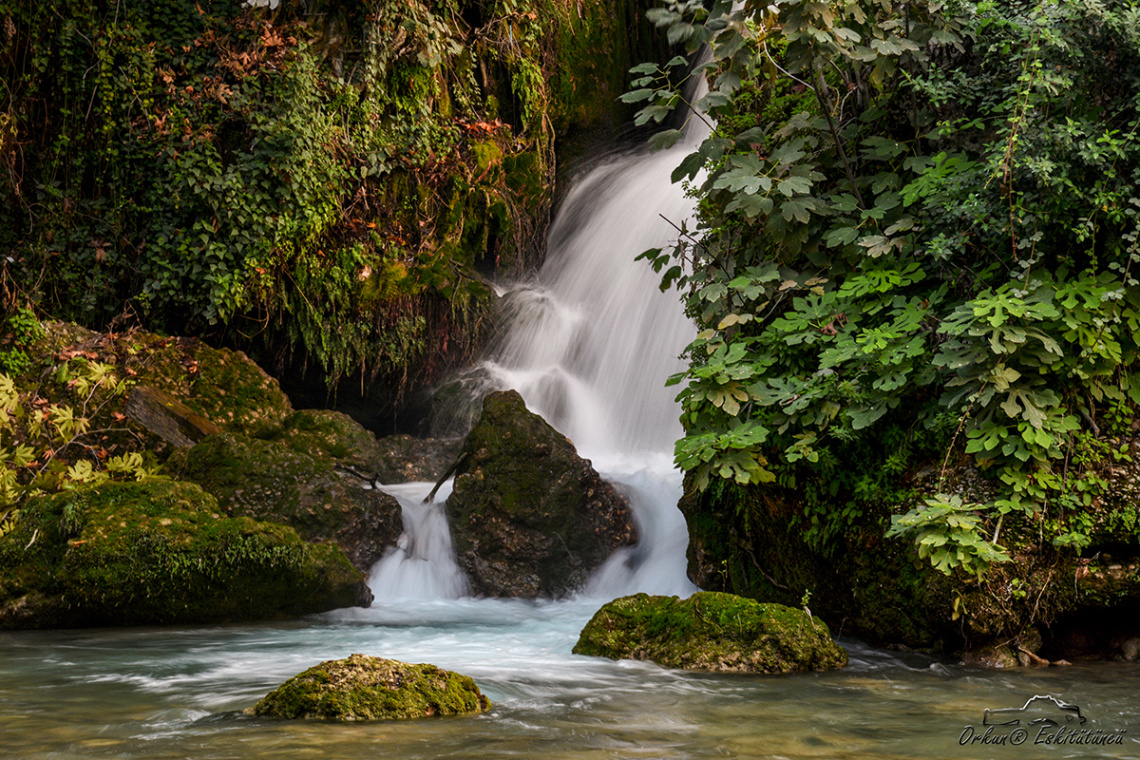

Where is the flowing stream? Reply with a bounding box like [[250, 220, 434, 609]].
[[3, 115, 1140, 760]]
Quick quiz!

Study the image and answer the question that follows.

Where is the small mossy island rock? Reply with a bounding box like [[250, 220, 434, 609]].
[[0, 480, 370, 629], [445, 390, 635, 597], [251, 654, 491, 722], [573, 592, 848, 674]]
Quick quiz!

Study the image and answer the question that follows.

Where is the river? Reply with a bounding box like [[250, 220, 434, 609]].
[[2, 600, 1139, 759]]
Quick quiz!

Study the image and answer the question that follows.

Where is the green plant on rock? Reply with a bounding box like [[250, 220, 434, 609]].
[[887, 494, 1010, 579], [0, 363, 155, 533], [634, 0, 1140, 577], [0, 307, 44, 377]]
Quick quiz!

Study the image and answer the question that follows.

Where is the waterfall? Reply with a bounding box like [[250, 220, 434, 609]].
[[372, 99, 709, 601], [367, 481, 469, 600]]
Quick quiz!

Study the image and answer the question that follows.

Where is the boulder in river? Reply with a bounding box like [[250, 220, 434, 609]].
[[573, 592, 848, 674], [250, 654, 491, 721], [444, 390, 635, 597], [0, 480, 370, 628]]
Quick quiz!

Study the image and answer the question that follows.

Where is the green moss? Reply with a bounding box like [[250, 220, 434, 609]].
[[470, 140, 503, 175], [0, 479, 369, 628], [267, 409, 380, 468], [573, 592, 847, 674], [165, 429, 403, 571], [251, 654, 491, 721]]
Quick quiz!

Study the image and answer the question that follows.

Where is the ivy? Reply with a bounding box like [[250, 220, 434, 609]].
[[636, 0, 1140, 577]]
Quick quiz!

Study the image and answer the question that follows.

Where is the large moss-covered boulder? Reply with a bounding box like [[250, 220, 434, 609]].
[[444, 390, 635, 597], [167, 430, 402, 572], [0, 480, 370, 629], [30, 322, 293, 454], [250, 654, 491, 721], [573, 592, 848, 674]]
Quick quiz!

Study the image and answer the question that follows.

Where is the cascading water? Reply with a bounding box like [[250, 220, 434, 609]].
[[371, 109, 712, 601]]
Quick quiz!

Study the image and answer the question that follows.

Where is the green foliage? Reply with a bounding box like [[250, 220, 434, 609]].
[[0, 364, 154, 536], [0, 307, 44, 376], [887, 494, 1010, 579], [0, 0, 606, 391], [636, 0, 1140, 576]]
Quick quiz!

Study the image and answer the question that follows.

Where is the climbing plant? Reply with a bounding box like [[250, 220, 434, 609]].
[[0, 0, 643, 398], [634, 0, 1140, 576]]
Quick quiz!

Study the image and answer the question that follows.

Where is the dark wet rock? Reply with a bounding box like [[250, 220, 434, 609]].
[[962, 644, 1020, 669], [370, 433, 462, 484], [573, 592, 848, 674], [167, 432, 402, 572], [0, 480, 370, 629], [250, 654, 491, 721], [444, 390, 635, 598]]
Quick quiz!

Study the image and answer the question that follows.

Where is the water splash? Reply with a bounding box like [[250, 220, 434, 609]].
[[368, 481, 468, 600]]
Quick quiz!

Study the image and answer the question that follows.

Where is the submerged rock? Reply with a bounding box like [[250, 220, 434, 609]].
[[0, 480, 370, 629], [250, 654, 491, 721], [573, 592, 848, 674], [444, 390, 635, 597]]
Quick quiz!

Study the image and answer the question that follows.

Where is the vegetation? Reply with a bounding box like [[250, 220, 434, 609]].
[[0, 319, 378, 628], [0, 0, 657, 406], [0, 356, 155, 542], [0, 479, 370, 627], [251, 654, 491, 721], [632, 0, 1140, 584]]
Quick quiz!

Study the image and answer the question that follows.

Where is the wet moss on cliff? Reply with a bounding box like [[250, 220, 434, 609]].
[[0, 0, 666, 416]]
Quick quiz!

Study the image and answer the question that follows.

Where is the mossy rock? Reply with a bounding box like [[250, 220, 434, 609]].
[[445, 390, 635, 597], [679, 476, 956, 651], [267, 409, 460, 484], [270, 410, 381, 470], [573, 592, 848, 674], [29, 322, 292, 448], [167, 431, 402, 572], [250, 654, 491, 721], [0, 480, 370, 629]]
